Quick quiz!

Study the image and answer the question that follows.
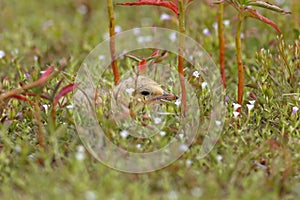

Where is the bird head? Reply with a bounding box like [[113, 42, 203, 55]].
[[113, 75, 177, 111]]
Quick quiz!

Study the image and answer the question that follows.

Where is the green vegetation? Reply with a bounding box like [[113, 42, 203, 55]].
[[0, 0, 299, 199]]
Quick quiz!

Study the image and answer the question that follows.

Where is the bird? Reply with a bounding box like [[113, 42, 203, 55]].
[[112, 75, 177, 118], [78, 75, 176, 117]]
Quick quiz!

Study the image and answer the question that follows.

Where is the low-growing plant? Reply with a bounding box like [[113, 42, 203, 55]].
[[0, 65, 77, 154], [213, 0, 291, 112], [116, 0, 197, 114], [107, 0, 120, 85]]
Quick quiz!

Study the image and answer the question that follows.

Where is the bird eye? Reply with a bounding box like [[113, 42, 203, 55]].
[[141, 91, 150, 96]]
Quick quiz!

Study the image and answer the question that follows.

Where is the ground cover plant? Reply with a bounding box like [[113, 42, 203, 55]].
[[0, 0, 299, 199]]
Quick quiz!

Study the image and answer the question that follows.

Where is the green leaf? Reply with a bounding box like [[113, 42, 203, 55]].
[[245, 8, 282, 34], [248, 1, 291, 14]]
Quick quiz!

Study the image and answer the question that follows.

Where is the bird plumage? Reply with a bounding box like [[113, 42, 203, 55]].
[[113, 75, 177, 117]]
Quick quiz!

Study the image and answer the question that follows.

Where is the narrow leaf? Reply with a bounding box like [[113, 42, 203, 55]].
[[248, 1, 291, 14], [52, 78, 64, 100], [151, 49, 160, 57], [125, 54, 142, 62], [22, 93, 51, 100], [116, 0, 179, 15], [246, 8, 282, 34], [153, 50, 168, 63], [138, 58, 147, 74], [39, 66, 54, 81], [10, 94, 34, 105], [53, 83, 78, 107]]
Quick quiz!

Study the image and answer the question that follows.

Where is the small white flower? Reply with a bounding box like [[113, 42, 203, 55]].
[[246, 104, 254, 111], [115, 26, 122, 34], [232, 103, 241, 110], [216, 155, 223, 161], [188, 55, 193, 61], [14, 145, 21, 153], [160, 131, 166, 136], [186, 159, 193, 166], [223, 20, 230, 26], [133, 28, 140, 35], [233, 111, 240, 118], [256, 163, 267, 169], [136, 144, 142, 149], [249, 100, 256, 105], [42, 104, 50, 111], [66, 104, 73, 109], [169, 32, 177, 42], [292, 106, 299, 115], [215, 120, 222, 126], [120, 130, 129, 139], [34, 55, 38, 61], [192, 70, 200, 78], [174, 99, 181, 106], [201, 82, 208, 89], [160, 13, 171, 21], [212, 22, 218, 30], [24, 72, 30, 79], [179, 144, 189, 152], [203, 28, 210, 35], [178, 133, 184, 139], [0, 50, 5, 59], [260, 48, 266, 54], [125, 88, 134, 96], [77, 145, 85, 153], [98, 55, 105, 60], [154, 117, 162, 124], [240, 33, 245, 39], [75, 152, 85, 161]]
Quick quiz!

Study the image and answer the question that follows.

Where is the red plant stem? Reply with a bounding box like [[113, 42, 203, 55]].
[[218, 3, 226, 88], [236, 13, 244, 111], [178, 0, 187, 116], [0, 70, 59, 102], [51, 107, 56, 125], [107, 0, 120, 85]]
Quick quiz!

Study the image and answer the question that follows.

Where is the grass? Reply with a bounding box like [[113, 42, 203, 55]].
[[0, 0, 299, 199]]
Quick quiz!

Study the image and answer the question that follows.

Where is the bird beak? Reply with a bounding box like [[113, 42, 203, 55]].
[[149, 92, 178, 102]]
